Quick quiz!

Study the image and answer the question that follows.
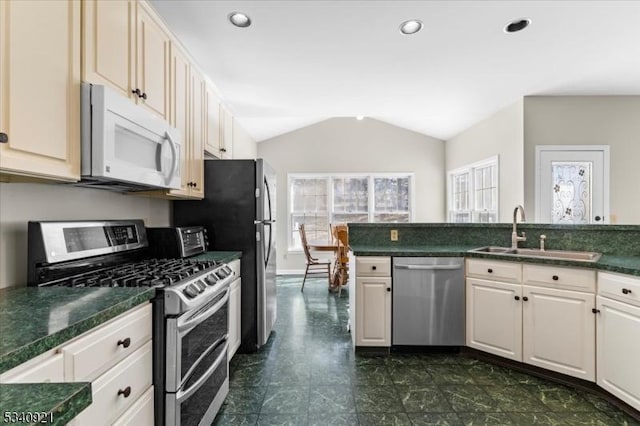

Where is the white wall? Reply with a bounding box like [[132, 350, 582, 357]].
[[257, 117, 445, 273], [0, 183, 170, 288], [232, 119, 257, 159], [523, 96, 640, 224], [445, 100, 525, 221]]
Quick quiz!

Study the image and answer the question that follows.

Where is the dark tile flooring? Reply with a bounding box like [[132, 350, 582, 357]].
[[214, 277, 639, 426]]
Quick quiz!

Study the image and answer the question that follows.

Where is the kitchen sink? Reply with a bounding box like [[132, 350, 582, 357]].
[[469, 246, 602, 263]]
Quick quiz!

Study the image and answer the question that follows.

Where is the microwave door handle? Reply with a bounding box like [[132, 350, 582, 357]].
[[164, 131, 179, 186]]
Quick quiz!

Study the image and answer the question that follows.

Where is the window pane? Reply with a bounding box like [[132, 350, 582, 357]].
[[374, 177, 409, 213], [333, 177, 368, 213], [333, 213, 368, 224], [291, 214, 330, 246]]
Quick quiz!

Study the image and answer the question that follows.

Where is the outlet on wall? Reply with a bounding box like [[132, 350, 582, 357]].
[[390, 229, 398, 241]]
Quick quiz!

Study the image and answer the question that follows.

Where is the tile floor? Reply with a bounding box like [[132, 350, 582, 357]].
[[214, 276, 639, 426]]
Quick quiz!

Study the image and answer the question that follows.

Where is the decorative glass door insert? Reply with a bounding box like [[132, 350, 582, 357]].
[[551, 161, 592, 224]]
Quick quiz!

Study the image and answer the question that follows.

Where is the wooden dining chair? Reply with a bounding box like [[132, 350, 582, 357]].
[[298, 224, 332, 292]]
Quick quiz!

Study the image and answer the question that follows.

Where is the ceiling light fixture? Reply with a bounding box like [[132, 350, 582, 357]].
[[399, 19, 423, 35], [228, 12, 251, 28], [504, 18, 531, 33], [356, 116, 364, 121]]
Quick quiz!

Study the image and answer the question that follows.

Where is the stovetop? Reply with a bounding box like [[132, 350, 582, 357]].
[[41, 258, 219, 288]]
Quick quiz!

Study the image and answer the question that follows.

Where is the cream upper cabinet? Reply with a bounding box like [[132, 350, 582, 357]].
[[0, 0, 80, 182], [136, 1, 170, 120], [188, 67, 205, 198], [83, 0, 170, 121], [82, 0, 134, 98], [166, 42, 191, 197], [204, 83, 222, 157], [466, 278, 522, 361], [522, 285, 595, 381], [220, 105, 234, 159]]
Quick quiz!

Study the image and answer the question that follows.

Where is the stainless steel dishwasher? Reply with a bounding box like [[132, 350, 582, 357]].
[[392, 257, 465, 346]]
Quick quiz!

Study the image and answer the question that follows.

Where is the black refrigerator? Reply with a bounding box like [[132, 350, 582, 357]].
[[173, 159, 277, 353]]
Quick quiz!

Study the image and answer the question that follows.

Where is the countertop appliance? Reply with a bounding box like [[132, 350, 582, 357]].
[[173, 159, 277, 353], [79, 83, 182, 192], [146, 226, 208, 259], [27, 220, 235, 426], [392, 257, 465, 346]]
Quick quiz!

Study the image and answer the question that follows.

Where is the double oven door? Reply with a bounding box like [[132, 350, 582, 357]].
[[165, 284, 230, 426]]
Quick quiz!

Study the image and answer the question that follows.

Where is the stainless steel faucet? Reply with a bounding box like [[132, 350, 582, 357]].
[[512, 205, 527, 249]]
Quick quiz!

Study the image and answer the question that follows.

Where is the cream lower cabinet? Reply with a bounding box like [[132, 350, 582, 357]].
[[0, 0, 81, 182], [466, 259, 597, 381], [227, 259, 242, 359], [596, 272, 640, 411], [466, 278, 522, 361], [355, 256, 392, 347], [522, 285, 595, 380]]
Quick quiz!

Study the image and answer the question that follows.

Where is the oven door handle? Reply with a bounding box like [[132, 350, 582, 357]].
[[176, 337, 229, 404], [178, 286, 230, 335]]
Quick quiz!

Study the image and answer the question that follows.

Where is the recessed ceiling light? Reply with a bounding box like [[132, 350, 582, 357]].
[[356, 116, 364, 121], [228, 12, 251, 28], [504, 18, 531, 33], [399, 19, 423, 35]]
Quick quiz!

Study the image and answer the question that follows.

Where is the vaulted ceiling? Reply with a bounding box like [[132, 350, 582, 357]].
[[151, 1, 640, 142]]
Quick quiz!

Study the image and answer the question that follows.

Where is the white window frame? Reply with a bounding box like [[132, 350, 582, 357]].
[[288, 172, 415, 251], [447, 155, 499, 223]]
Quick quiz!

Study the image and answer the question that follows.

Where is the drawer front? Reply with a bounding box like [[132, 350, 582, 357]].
[[73, 341, 153, 425], [112, 385, 154, 426], [356, 256, 391, 277], [466, 259, 522, 283], [523, 264, 596, 292], [0, 352, 63, 384], [599, 272, 640, 307], [63, 303, 152, 381]]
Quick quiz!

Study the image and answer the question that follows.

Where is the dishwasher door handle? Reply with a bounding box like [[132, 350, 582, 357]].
[[394, 264, 462, 271]]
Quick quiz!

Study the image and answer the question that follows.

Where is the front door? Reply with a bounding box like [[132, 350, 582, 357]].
[[535, 146, 609, 224]]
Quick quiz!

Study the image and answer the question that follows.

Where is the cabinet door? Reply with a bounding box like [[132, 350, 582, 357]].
[[597, 296, 640, 411], [0, 0, 80, 181], [356, 277, 391, 346], [167, 43, 190, 197], [221, 106, 234, 159], [204, 83, 222, 156], [523, 285, 595, 381], [189, 68, 205, 198], [82, 0, 134, 99], [136, 1, 170, 120], [228, 278, 242, 359], [466, 278, 522, 361]]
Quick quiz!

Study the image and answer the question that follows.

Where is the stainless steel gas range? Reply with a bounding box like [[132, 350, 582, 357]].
[[27, 220, 233, 426]]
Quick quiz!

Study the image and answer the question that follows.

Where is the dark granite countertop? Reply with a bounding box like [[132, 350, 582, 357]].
[[192, 251, 242, 263], [0, 287, 155, 374], [0, 287, 153, 425], [350, 245, 640, 277], [0, 383, 91, 426]]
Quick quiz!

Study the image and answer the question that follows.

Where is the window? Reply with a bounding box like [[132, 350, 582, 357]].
[[289, 173, 413, 249], [448, 156, 498, 223]]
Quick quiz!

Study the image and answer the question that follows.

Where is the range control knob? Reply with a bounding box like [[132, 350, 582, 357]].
[[193, 282, 205, 293], [216, 270, 227, 279], [195, 280, 207, 291], [205, 274, 219, 286], [224, 266, 233, 275], [183, 285, 198, 299]]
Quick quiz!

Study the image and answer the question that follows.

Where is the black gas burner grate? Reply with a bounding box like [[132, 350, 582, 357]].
[[53, 258, 218, 288]]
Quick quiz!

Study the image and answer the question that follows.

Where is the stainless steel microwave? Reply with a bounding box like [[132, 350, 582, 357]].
[[79, 83, 181, 191]]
